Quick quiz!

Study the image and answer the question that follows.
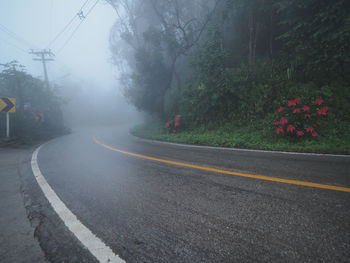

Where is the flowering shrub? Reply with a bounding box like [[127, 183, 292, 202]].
[[274, 98, 328, 138], [165, 115, 182, 133]]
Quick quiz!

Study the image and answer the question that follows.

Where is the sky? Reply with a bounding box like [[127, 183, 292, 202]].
[[0, 0, 141, 126], [0, 0, 117, 89]]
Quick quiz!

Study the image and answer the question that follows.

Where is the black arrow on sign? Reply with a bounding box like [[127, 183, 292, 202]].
[[2, 98, 15, 112]]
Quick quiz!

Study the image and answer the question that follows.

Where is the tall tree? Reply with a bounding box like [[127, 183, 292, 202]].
[[277, 0, 350, 82], [108, 0, 221, 117]]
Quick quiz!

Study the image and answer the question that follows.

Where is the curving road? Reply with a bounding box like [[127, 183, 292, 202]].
[[24, 125, 350, 263]]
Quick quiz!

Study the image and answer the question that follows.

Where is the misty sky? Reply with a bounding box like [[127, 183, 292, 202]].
[[0, 0, 141, 127], [0, 0, 117, 89]]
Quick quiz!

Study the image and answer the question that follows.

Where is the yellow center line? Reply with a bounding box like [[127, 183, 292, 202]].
[[93, 137, 350, 193]]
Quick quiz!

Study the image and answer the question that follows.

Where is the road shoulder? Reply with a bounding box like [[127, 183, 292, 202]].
[[0, 147, 47, 263]]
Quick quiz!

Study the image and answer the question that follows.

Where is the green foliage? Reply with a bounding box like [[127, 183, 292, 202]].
[[180, 26, 240, 125], [126, 47, 171, 116], [0, 62, 66, 140], [131, 120, 350, 154], [110, 0, 350, 152], [109, 0, 222, 118], [277, 0, 350, 82]]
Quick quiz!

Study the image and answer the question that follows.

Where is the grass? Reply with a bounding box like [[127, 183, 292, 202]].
[[131, 121, 350, 155]]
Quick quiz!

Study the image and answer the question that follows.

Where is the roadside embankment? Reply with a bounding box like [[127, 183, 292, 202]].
[[131, 123, 350, 155]]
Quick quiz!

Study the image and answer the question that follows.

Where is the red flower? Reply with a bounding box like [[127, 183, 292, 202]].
[[315, 121, 321, 126], [302, 106, 310, 112], [288, 100, 296, 107], [286, 125, 296, 133], [174, 121, 180, 127], [312, 131, 318, 137], [165, 122, 170, 128], [293, 108, 301, 114], [304, 114, 311, 119], [175, 115, 181, 121], [315, 98, 323, 106], [317, 106, 328, 116], [274, 121, 280, 126], [172, 130, 177, 133], [294, 97, 301, 103], [276, 127, 284, 134], [317, 110, 326, 116], [278, 107, 284, 113], [306, 126, 314, 133], [297, 131, 304, 136], [280, 118, 288, 125]]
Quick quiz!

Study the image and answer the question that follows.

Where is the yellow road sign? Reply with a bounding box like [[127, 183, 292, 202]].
[[0, 97, 16, 113]]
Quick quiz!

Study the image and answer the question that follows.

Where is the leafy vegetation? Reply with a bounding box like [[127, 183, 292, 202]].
[[0, 61, 68, 144], [131, 116, 350, 154], [109, 0, 350, 153]]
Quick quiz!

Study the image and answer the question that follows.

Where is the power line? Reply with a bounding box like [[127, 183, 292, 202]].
[[80, 0, 92, 11], [49, 0, 53, 42], [0, 36, 28, 54], [0, 23, 32, 47], [55, 20, 85, 55], [46, 13, 79, 48], [0, 23, 36, 49], [46, 0, 92, 48], [56, 0, 100, 55]]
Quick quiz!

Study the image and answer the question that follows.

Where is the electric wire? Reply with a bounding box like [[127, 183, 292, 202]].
[[49, 0, 53, 43], [56, 0, 100, 55], [0, 36, 28, 54], [80, 0, 92, 10], [46, 14, 79, 48], [55, 19, 84, 54], [0, 23, 36, 49], [46, 0, 91, 48]]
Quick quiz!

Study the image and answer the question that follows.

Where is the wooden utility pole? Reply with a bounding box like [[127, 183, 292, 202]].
[[29, 49, 55, 88]]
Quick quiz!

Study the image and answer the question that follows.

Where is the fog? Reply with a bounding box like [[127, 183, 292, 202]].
[[56, 77, 142, 127], [0, 0, 141, 129]]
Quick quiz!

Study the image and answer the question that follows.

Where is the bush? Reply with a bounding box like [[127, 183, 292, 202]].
[[274, 97, 328, 138]]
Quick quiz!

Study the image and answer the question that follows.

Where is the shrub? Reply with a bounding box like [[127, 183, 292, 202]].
[[165, 115, 181, 133], [274, 97, 328, 138]]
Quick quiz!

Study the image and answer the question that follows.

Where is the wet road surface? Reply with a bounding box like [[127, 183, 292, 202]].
[[22, 126, 350, 262]]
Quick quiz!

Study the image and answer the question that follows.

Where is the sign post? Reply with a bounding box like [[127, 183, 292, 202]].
[[6, 112, 9, 137], [0, 97, 16, 137]]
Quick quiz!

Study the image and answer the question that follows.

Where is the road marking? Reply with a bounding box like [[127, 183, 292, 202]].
[[31, 145, 125, 263], [94, 137, 350, 193]]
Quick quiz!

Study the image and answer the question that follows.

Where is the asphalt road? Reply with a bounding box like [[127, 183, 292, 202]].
[[21, 125, 350, 262]]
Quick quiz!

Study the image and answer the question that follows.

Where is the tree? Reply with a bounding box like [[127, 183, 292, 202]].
[[277, 0, 350, 82], [107, 0, 350, 128], [108, 0, 221, 118], [0, 62, 65, 138]]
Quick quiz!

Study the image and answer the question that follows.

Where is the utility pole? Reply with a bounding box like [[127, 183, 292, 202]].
[[29, 49, 55, 88]]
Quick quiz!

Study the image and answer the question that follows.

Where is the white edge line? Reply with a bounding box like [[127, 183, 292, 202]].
[[130, 133, 350, 158], [31, 144, 125, 263]]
